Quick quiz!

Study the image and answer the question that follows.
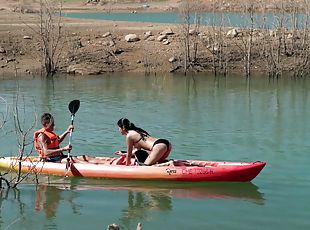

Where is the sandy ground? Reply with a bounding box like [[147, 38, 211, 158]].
[[0, 0, 307, 76], [0, 0, 191, 76]]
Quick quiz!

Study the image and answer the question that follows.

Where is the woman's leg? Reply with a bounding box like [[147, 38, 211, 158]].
[[76, 155, 112, 164], [159, 143, 172, 162], [144, 143, 168, 165]]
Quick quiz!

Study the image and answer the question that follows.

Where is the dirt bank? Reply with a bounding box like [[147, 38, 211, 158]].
[[0, 0, 309, 77]]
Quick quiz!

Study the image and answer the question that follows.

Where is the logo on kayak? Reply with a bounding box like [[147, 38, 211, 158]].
[[166, 168, 177, 175]]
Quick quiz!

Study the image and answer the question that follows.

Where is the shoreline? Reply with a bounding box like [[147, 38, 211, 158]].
[[0, 0, 309, 77]]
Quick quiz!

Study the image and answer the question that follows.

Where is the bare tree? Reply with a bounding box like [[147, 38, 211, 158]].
[[0, 92, 37, 189], [0, 96, 11, 188], [178, 0, 202, 74], [260, 7, 286, 78], [237, 3, 255, 78], [0, 97, 9, 130], [12, 93, 38, 187], [289, 0, 310, 77], [23, 0, 65, 77], [202, 10, 229, 76], [39, 0, 64, 76]]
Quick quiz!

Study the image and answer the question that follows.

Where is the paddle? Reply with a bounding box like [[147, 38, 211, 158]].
[[66, 100, 80, 170]]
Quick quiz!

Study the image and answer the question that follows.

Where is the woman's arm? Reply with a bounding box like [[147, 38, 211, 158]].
[[126, 136, 134, 166], [59, 125, 74, 143]]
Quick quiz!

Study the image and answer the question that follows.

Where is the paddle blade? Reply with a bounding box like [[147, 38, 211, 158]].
[[68, 100, 80, 115]]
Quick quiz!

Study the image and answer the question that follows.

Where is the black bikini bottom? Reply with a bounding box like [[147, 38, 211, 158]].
[[135, 139, 170, 163], [152, 138, 170, 150]]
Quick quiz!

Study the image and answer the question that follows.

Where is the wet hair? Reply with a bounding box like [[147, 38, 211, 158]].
[[117, 118, 149, 139], [41, 113, 54, 126]]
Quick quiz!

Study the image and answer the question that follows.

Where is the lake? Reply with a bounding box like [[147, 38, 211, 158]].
[[65, 12, 305, 29], [0, 73, 309, 230]]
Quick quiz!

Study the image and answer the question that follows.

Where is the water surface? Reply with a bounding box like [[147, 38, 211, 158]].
[[65, 12, 306, 29], [0, 73, 309, 229]]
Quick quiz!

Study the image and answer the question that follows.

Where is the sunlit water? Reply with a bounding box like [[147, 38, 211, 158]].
[[0, 73, 309, 230]]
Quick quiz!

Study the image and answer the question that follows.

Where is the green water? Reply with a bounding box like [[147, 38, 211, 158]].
[[0, 73, 309, 229], [65, 12, 300, 29]]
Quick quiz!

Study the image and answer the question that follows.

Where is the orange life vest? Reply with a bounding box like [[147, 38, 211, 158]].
[[34, 128, 60, 158]]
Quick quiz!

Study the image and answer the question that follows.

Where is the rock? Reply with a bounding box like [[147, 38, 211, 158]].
[[161, 28, 174, 35], [102, 32, 111, 38], [163, 40, 170, 45], [114, 48, 124, 55], [108, 40, 115, 47], [226, 28, 238, 38], [169, 57, 176, 63], [102, 40, 115, 47], [6, 58, 15, 63], [23, 8, 39, 14], [0, 47, 6, 53], [125, 34, 140, 42], [144, 31, 152, 40], [213, 46, 219, 52], [189, 29, 198, 35], [157, 34, 167, 42], [143, 4, 150, 8], [170, 65, 182, 72], [147, 36, 155, 41], [67, 64, 101, 75], [287, 33, 293, 39]]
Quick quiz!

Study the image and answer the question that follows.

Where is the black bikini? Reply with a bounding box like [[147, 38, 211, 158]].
[[134, 137, 143, 144], [152, 139, 170, 150]]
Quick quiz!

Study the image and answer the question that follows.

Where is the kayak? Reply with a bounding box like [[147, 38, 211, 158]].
[[0, 155, 266, 182]]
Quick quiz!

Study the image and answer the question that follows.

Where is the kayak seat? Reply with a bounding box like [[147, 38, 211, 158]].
[[134, 150, 149, 164], [112, 155, 138, 166], [112, 150, 149, 166]]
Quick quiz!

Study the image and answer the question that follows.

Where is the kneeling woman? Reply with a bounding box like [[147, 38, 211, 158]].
[[117, 118, 172, 166]]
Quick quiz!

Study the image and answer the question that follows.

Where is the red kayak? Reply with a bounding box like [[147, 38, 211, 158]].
[[0, 155, 266, 182]]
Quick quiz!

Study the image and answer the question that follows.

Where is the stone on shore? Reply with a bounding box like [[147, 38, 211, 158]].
[[125, 34, 140, 42]]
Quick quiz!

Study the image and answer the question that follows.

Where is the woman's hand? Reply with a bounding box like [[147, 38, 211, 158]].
[[66, 125, 74, 134], [61, 144, 72, 152], [114, 150, 127, 156]]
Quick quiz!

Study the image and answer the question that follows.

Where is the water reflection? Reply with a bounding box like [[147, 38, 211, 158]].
[[48, 177, 265, 204], [120, 190, 172, 228], [0, 175, 265, 229], [35, 184, 62, 219], [0, 188, 27, 230], [34, 183, 81, 219], [33, 178, 265, 229]]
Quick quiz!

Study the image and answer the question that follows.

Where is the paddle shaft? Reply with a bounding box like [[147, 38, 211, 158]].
[[67, 100, 80, 159], [67, 114, 75, 158]]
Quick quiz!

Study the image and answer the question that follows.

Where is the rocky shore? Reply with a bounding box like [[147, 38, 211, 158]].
[[0, 0, 309, 77]]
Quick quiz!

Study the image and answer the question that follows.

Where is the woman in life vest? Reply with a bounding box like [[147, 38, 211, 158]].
[[117, 118, 172, 166], [34, 113, 73, 162]]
